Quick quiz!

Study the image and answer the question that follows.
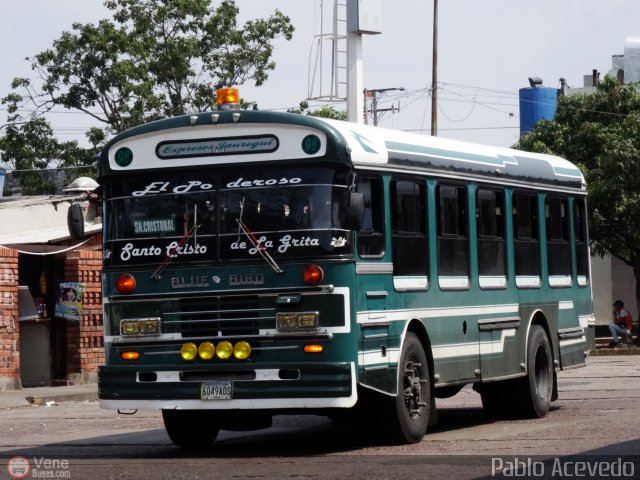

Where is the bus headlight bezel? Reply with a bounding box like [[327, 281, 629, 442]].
[[120, 318, 161, 337], [276, 312, 319, 331]]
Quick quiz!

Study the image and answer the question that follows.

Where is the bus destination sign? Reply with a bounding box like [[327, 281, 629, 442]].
[[156, 135, 279, 159]]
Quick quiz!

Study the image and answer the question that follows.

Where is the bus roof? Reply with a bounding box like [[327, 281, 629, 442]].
[[314, 118, 585, 191], [100, 110, 584, 190]]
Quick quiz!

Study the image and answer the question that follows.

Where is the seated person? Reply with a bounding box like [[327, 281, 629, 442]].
[[608, 300, 633, 347]]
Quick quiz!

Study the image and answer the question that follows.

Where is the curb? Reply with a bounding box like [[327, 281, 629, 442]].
[[0, 386, 98, 409]]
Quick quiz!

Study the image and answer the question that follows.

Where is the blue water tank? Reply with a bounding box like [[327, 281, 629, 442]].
[[519, 87, 558, 135]]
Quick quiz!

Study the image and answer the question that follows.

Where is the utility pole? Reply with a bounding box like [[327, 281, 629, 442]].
[[363, 87, 405, 126], [431, 0, 438, 136], [346, 0, 382, 123]]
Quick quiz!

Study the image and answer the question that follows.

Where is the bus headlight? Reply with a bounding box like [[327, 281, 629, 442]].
[[276, 312, 319, 330], [120, 318, 161, 336]]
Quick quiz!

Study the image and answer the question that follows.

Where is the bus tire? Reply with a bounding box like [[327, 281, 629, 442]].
[[518, 325, 553, 418], [162, 410, 220, 448], [383, 332, 430, 444]]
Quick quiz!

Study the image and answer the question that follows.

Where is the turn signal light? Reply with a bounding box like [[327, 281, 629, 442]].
[[302, 264, 324, 286], [116, 274, 136, 294], [304, 344, 324, 354], [121, 351, 140, 361]]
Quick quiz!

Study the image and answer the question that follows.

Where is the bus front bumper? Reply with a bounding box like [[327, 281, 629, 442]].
[[98, 362, 356, 410]]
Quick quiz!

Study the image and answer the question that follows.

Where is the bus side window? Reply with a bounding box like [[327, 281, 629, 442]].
[[356, 176, 385, 258], [573, 198, 590, 286], [477, 188, 506, 284], [391, 179, 428, 277], [513, 192, 541, 284], [436, 184, 469, 278], [545, 195, 571, 283]]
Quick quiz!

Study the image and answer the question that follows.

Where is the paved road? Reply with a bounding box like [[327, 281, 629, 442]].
[[0, 356, 638, 479]]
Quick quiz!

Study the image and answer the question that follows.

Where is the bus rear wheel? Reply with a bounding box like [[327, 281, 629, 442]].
[[382, 332, 430, 444], [162, 410, 220, 448], [517, 325, 553, 418]]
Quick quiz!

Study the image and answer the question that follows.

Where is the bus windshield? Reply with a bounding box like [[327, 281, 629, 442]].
[[103, 165, 353, 267]]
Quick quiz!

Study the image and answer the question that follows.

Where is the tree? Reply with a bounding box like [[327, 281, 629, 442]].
[[288, 101, 347, 120], [1, 0, 294, 194], [517, 76, 640, 313], [13, 0, 293, 134]]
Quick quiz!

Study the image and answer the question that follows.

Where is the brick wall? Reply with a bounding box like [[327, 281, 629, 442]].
[[0, 247, 20, 390], [65, 249, 103, 384]]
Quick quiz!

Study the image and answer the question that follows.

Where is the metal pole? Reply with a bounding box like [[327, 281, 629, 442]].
[[347, 31, 364, 123], [431, 0, 438, 136]]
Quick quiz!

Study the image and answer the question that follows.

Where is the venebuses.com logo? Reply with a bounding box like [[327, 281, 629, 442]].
[[7, 456, 71, 479]]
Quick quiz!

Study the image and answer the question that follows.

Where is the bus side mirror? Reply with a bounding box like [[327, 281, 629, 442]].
[[67, 203, 85, 240], [347, 192, 364, 231]]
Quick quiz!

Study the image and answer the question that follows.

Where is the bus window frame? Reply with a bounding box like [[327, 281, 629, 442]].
[[436, 182, 470, 290]]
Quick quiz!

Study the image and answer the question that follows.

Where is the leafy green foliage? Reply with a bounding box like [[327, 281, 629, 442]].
[[0, 0, 294, 195], [18, 0, 293, 134], [288, 101, 347, 120], [517, 77, 640, 306]]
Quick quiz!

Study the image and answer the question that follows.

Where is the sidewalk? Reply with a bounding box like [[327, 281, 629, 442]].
[[0, 383, 98, 409]]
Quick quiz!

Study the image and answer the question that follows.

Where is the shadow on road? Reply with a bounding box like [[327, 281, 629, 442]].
[[0, 404, 508, 459]]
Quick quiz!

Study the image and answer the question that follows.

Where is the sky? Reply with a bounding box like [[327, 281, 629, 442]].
[[2, 0, 640, 150]]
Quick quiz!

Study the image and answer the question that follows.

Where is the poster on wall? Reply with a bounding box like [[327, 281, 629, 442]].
[[54, 282, 84, 320]]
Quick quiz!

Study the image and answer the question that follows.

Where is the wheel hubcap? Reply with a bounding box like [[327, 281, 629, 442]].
[[403, 360, 427, 418]]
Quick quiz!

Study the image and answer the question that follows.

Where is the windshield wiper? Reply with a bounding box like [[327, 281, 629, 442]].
[[151, 207, 200, 280], [236, 197, 283, 274]]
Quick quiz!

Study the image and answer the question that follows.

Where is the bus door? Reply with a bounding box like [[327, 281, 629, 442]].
[[355, 175, 393, 392]]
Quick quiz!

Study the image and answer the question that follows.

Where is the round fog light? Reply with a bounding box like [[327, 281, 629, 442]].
[[233, 341, 252, 360], [198, 341, 215, 360], [180, 342, 198, 361], [216, 341, 233, 360]]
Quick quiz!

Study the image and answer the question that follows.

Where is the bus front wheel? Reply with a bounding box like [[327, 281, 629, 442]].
[[383, 332, 430, 444], [162, 410, 220, 448], [518, 325, 553, 418]]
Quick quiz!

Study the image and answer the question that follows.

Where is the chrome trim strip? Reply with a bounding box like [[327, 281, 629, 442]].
[[108, 284, 335, 302], [366, 291, 389, 298], [356, 263, 393, 275]]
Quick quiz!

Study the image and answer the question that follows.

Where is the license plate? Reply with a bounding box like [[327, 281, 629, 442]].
[[200, 381, 233, 400]]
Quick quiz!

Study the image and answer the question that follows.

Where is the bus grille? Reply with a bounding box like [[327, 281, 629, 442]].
[[164, 296, 276, 338]]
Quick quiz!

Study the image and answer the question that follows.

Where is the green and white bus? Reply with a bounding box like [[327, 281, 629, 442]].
[[98, 88, 594, 447]]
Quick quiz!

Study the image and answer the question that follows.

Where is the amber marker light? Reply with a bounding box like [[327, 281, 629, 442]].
[[116, 273, 136, 294], [304, 344, 324, 354], [216, 341, 233, 360], [216, 87, 240, 107], [198, 341, 215, 360], [180, 342, 198, 361], [233, 341, 252, 360], [121, 351, 140, 361], [302, 264, 324, 286]]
